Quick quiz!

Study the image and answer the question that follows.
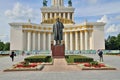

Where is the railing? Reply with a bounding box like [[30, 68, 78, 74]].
[[0, 50, 120, 55]]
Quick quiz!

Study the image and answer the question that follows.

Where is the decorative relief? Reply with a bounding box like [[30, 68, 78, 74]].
[[41, 17, 74, 24]]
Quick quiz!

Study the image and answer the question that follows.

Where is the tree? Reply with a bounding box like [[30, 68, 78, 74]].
[[105, 33, 120, 50], [3, 42, 10, 51], [0, 40, 4, 51]]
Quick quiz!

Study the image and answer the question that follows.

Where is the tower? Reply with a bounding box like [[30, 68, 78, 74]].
[[51, 0, 64, 7], [41, 0, 75, 24]]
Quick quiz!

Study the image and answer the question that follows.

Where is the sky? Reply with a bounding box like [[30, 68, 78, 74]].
[[0, 0, 120, 42]]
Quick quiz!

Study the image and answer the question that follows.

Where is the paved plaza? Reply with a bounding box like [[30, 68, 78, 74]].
[[0, 54, 120, 80]]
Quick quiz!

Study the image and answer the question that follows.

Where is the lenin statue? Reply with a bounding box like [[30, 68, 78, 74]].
[[53, 18, 64, 45]]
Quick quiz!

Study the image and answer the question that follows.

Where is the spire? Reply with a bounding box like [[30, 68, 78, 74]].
[[51, 0, 64, 7]]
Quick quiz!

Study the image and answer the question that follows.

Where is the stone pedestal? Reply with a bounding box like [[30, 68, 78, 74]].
[[51, 43, 65, 58]]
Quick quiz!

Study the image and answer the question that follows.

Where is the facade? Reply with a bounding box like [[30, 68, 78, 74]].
[[9, 0, 105, 51]]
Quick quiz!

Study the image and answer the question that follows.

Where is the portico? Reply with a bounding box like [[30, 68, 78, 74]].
[[9, 0, 105, 51]]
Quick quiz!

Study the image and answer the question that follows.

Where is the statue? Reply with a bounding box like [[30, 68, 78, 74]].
[[53, 18, 64, 45], [68, 0, 72, 6], [43, 0, 47, 6]]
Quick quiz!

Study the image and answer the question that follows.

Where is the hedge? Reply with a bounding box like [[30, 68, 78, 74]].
[[74, 58, 93, 62], [65, 55, 94, 63], [24, 56, 52, 63]]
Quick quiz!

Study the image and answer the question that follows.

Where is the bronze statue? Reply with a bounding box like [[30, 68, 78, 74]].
[[68, 0, 72, 6], [43, 0, 47, 6], [53, 18, 64, 45]]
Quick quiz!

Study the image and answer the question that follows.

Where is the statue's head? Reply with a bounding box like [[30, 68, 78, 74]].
[[56, 18, 60, 22]]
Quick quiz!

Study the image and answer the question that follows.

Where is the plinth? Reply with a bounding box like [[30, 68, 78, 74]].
[[51, 44, 65, 58]]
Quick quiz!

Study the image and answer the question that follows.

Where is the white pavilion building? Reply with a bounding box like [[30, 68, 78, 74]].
[[9, 0, 105, 51]]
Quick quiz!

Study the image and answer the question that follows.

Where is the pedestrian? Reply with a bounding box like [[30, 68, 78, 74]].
[[10, 51, 16, 61], [97, 49, 103, 62]]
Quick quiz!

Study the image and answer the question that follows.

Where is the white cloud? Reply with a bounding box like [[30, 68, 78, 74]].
[[97, 15, 108, 23], [75, 1, 120, 17], [0, 35, 9, 42], [106, 24, 120, 33], [115, 15, 120, 20], [88, 0, 98, 4], [5, 2, 37, 20]]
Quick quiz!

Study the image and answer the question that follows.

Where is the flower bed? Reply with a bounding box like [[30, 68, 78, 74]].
[[78, 61, 116, 70], [4, 61, 44, 72], [4, 55, 53, 72]]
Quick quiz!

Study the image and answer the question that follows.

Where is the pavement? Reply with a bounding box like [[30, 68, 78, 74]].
[[42, 58, 81, 72], [0, 54, 120, 80]]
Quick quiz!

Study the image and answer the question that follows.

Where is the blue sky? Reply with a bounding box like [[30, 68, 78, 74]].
[[0, 0, 120, 42]]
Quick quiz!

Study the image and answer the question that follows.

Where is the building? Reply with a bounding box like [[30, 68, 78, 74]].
[[9, 0, 105, 51]]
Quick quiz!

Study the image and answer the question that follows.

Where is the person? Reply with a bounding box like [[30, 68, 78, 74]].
[[53, 18, 64, 45], [10, 51, 16, 61], [97, 49, 103, 62]]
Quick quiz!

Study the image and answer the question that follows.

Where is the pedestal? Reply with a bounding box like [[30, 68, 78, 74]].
[[51, 44, 65, 58]]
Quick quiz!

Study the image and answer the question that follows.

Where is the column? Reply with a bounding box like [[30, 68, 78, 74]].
[[61, 0, 63, 6], [58, 0, 60, 6], [50, 13, 52, 19], [22, 31, 25, 50], [45, 13, 48, 20], [65, 32, 68, 50], [27, 31, 31, 51], [89, 30, 93, 49], [48, 32, 51, 50], [41, 13, 43, 22], [85, 30, 88, 50], [80, 31, 83, 50], [54, 13, 57, 18], [43, 13, 45, 21], [43, 32, 46, 50], [68, 13, 70, 20], [32, 32, 36, 50], [52, 0, 54, 6], [70, 32, 73, 50], [63, 13, 65, 19], [38, 32, 41, 50], [59, 13, 61, 18], [75, 31, 78, 50], [56, 0, 58, 6], [72, 13, 74, 21]]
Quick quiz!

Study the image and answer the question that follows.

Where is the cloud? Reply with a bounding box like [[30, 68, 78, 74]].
[[115, 15, 120, 20], [97, 15, 108, 23], [5, 2, 37, 20], [0, 35, 9, 42], [106, 24, 120, 33], [88, 0, 98, 4], [75, 1, 120, 17]]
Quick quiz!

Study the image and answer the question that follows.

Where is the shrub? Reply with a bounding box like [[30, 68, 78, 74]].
[[74, 58, 93, 62], [65, 55, 94, 63], [24, 55, 52, 63], [90, 61, 98, 66]]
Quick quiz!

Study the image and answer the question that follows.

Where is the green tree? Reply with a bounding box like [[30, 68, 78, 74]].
[[3, 42, 10, 51], [117, 33, 120, 49], [0, 40, 4, 51], [105, 33, 120, 50]]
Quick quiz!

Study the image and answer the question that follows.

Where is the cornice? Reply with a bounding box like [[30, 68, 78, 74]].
[[41, 7, 75, 12]]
